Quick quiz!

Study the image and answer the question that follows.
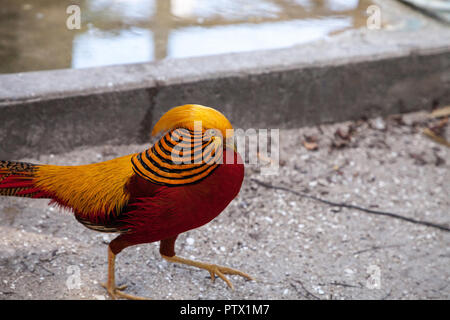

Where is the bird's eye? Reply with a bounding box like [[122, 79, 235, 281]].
[[207, 129, 217, 137]]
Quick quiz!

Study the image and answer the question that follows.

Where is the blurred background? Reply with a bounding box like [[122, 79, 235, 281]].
[[0, 0, 375, 73]]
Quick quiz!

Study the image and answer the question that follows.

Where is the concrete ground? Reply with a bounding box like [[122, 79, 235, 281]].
[[0, 110, 448, 300]]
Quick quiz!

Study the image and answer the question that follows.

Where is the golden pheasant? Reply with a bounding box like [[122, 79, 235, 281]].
[[0, 104, 253, 299]]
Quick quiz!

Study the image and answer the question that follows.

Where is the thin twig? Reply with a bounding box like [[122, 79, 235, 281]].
[[250, 178, 450, 232], [353, 244, 403, 255], [327, 281, 362, 289], [289, 283, 309, 299], [291, 280, 321, 300]]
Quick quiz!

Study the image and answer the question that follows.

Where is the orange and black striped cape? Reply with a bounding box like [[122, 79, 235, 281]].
[[131, 127, 223, 186]]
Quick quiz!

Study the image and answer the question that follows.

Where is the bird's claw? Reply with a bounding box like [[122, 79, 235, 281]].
[[101, 283, 127, 291], [100, 282, 149, 300], [206, 264, 254, 290]]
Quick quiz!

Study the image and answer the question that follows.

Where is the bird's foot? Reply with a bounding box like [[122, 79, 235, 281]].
[[204, 263, 254, 290], [162, 255, 254, 290], [100, 282, 149, 300]]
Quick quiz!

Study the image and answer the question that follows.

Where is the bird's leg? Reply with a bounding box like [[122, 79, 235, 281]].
[[160, 236, 253, 290], [101, 245, 148, 300]]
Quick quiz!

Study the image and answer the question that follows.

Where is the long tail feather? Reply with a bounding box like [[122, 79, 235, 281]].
[[0, 160, 49, 198]]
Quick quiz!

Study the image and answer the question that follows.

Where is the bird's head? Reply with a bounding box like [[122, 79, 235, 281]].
[[151, 104, 236, 151]]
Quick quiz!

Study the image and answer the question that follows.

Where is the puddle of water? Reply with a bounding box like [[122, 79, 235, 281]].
[[0, 0, 374, 74]]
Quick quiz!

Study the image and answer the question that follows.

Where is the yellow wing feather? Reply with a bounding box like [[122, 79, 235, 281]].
[[33, 154, 135, 218]]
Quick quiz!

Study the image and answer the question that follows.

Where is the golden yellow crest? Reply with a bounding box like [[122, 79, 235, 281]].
[[151, 104, 234, 138]]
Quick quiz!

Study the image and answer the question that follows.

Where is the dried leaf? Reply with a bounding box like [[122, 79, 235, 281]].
[[409, 152, 427, 166], [257, 152, 276, 165], [331, 139, 349, 149], [423, 128, 450, 148], [389, 114, 405, 126], [335, 128, 351, 140], [428, 117, 448, 135], [303, 141, 318, 151], [429, 106, 450, 118], [303, 134, 318, 143]]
